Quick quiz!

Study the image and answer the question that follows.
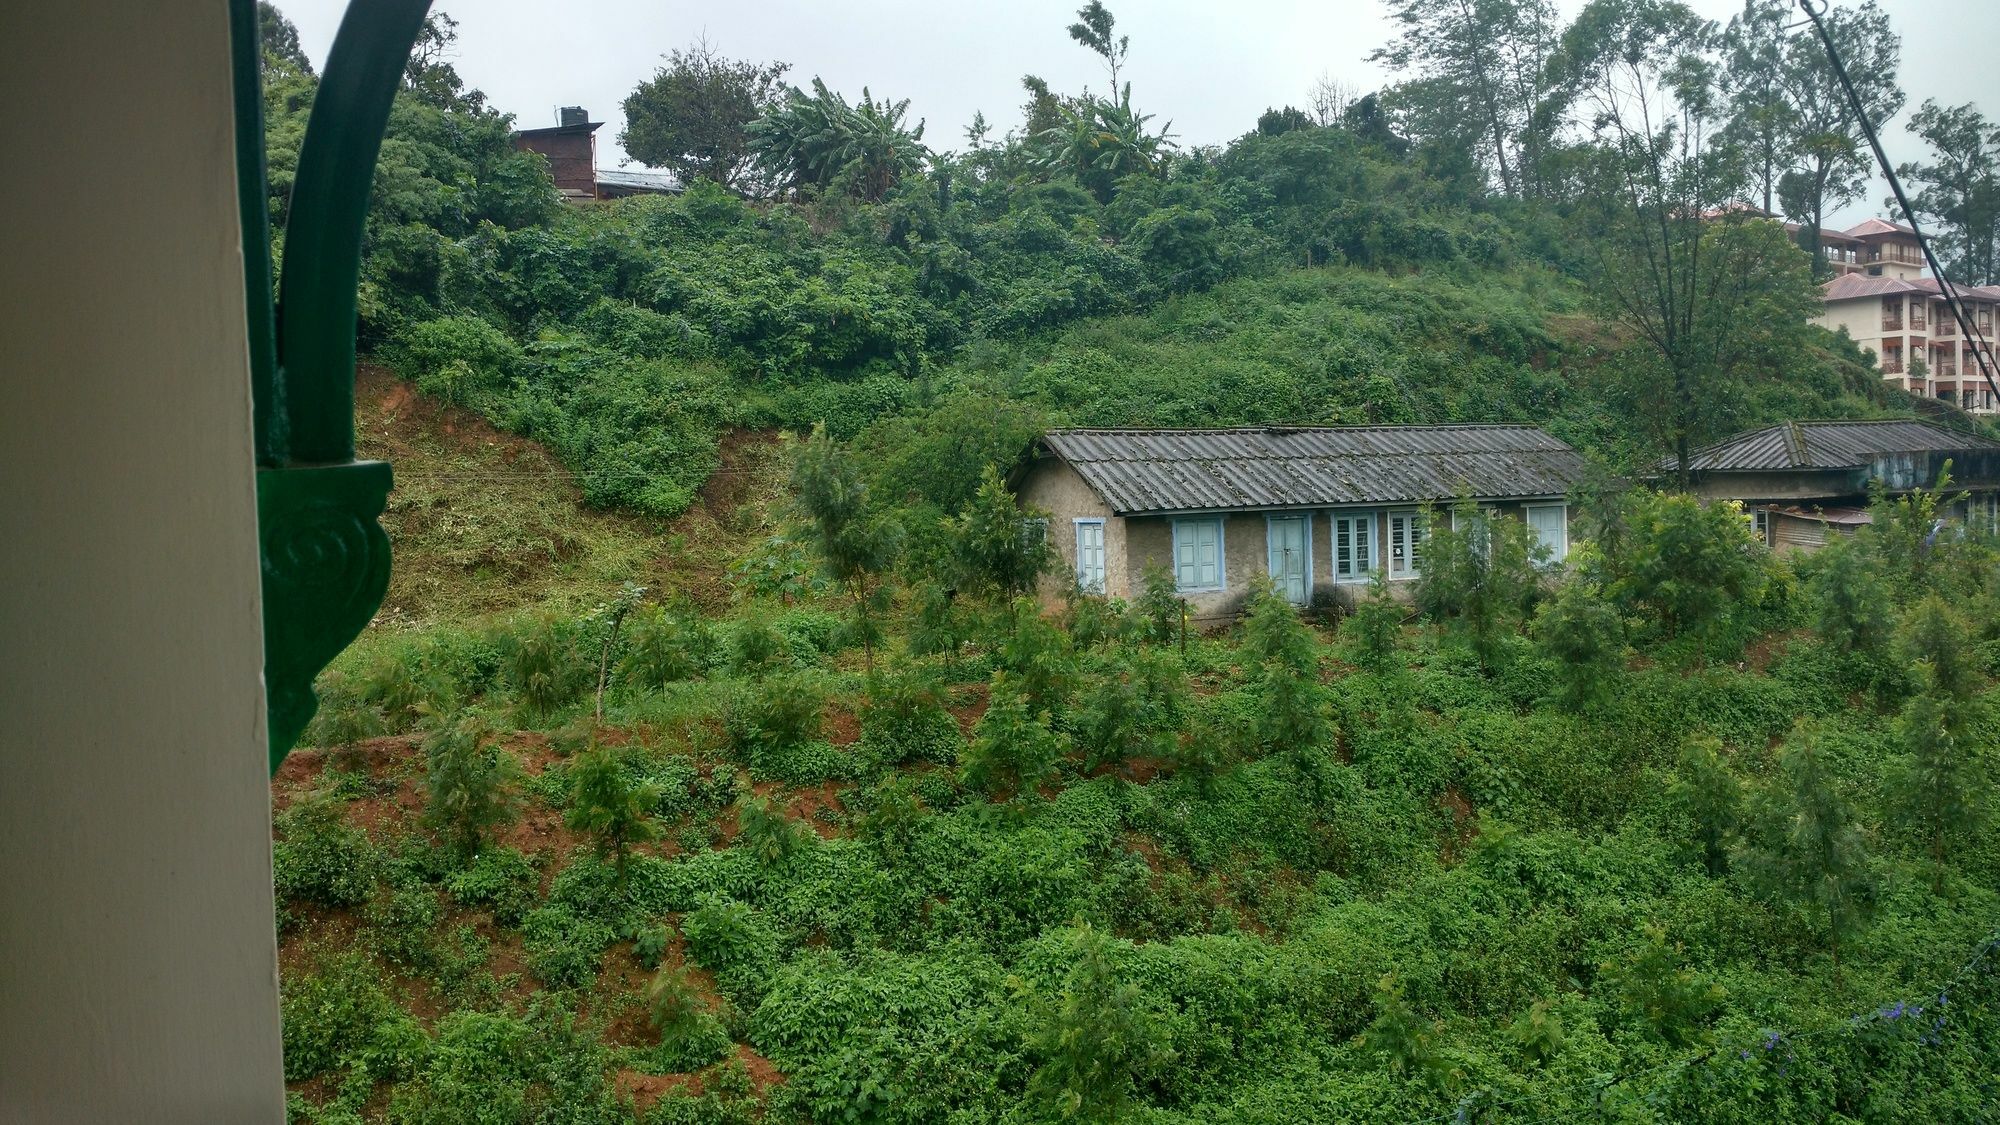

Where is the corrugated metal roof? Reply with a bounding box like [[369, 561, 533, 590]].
[[1042, 426, 1588, 514], [1683, 420, 2000, 473], [595, 168, 681, 193]]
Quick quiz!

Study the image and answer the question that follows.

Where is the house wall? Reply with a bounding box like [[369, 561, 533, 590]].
[[514, 129, 597, 197], [1816, 293, 2000, 411], [1, 2, 285, 1121], [1689, 470, 1867, 503], [1129, 500, 1557, 619], [1770, 513, 1831, 553], [1016, 459, 1573, 619], [1017, 457, 1126, 603]]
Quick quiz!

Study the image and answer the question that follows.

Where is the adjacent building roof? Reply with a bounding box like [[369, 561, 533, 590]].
[[1681, 419, 2000, 474], [594, 168, 681, 196], [1039, 426, 1587, 514], [514, 120, 602, 139], [1821, 273, 2000, 302], [1843, 217, 1919, 240]]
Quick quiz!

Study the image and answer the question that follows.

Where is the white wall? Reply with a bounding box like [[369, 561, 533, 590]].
[[0, 2, 285, 1122]]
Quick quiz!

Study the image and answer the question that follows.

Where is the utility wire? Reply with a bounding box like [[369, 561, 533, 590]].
[[1795, 0, 2000, 406]]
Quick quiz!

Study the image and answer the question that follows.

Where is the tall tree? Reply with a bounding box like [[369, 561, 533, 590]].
[[1067, 2, 1130, 98], [1370, 0, 1565, 199], [257, 1, 314, 78], [1892, 685, 1989, 891], [620, 38, 789, 194], [1307, 73, 1358, 129], [1899, 100, 2000, 286], [1717, 0, 1795, 215], [402, 12, 483, 113], [1771, 0, 1903, 272], [1555, 0, 1819, 483]]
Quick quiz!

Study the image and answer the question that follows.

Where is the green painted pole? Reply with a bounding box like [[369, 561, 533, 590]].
[[233, 0, 431, 770], [274, 0, 431, 465]]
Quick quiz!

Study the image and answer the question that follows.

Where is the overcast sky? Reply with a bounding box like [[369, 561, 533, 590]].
[[273, 0, 1995, 228]]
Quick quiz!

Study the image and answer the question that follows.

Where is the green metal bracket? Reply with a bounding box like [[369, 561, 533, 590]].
[[231, 0, 432, 772]]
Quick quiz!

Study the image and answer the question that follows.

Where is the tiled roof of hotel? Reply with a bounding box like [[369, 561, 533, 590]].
[[1682, 420, 2000, 473], [1843, 217, 1919, 239], [1040, 426, 1588, 514], [1821, 274, 2000, 302]]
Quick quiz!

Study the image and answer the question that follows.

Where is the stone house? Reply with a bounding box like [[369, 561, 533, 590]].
[[1014, 426, 1589, 619], [1678, 419, 2000, 552]]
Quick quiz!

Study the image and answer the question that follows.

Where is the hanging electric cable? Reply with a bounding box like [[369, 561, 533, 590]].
[[1796, 0, 2000, 406]]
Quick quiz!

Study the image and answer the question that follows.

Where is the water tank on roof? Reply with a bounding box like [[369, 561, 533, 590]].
[[560, 105, 589, 127]]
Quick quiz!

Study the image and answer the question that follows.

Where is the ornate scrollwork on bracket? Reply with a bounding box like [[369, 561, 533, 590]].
[[257, 461, 393, 773]]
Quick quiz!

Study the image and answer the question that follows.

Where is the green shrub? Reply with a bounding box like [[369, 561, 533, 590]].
[[857, 664, 963, 769], [385, 1010, 530, 1125], [725, 675, 825, 765], [280, 950, 427, 1083], [500, 612, 591, 721], [960, 679, 1071, 798], [619, 606, 717, 689], [366, 882, 445, 971], [444, 846, 540, 925], [422, 715, 521, 856], [566, 746, 662, 884], [387, 314, 522, 406], [522, 904, 618, 989], [273, 795, 381, 910], [681, 899, 783, 1005]]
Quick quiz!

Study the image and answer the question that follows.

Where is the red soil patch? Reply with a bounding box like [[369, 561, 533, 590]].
[[1085, 756, 1167, 785], [823, 703, 862, 747], [785, 781, 850, 838], [1742, 629, 1800, 674], [616, 1044, 784, 1113], [946, 681, 991, 736], [735, 1044, 785, 1090], [1438, 786, 1477, 863], [617, 1070, 694, 1115]]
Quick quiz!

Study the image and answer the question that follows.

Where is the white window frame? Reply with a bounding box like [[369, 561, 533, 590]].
[[1387, 509, 1426, 580], [1264, 512, 1313, 605], [1524, 502, 1569, 564], [1747, 508, 1771, 546], [1329, 509, 1378, 583], [1170, 516, 1227, 593], [1073, 518, 1106, 594]]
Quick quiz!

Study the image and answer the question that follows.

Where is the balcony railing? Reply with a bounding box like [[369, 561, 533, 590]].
[[1882, 356, 1905, 374], [1883, 316, 1903, 331]]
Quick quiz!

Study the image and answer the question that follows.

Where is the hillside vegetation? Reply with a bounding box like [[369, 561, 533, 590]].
[[285, 471, 2000, 1123], [261, 1, 2000, 1121]]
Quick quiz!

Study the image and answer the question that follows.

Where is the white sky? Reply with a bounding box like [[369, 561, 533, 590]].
[[274, 0, 1996, 228]]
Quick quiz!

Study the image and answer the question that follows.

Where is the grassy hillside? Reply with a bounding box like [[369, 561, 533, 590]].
[[354, 365, 780, 627]]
